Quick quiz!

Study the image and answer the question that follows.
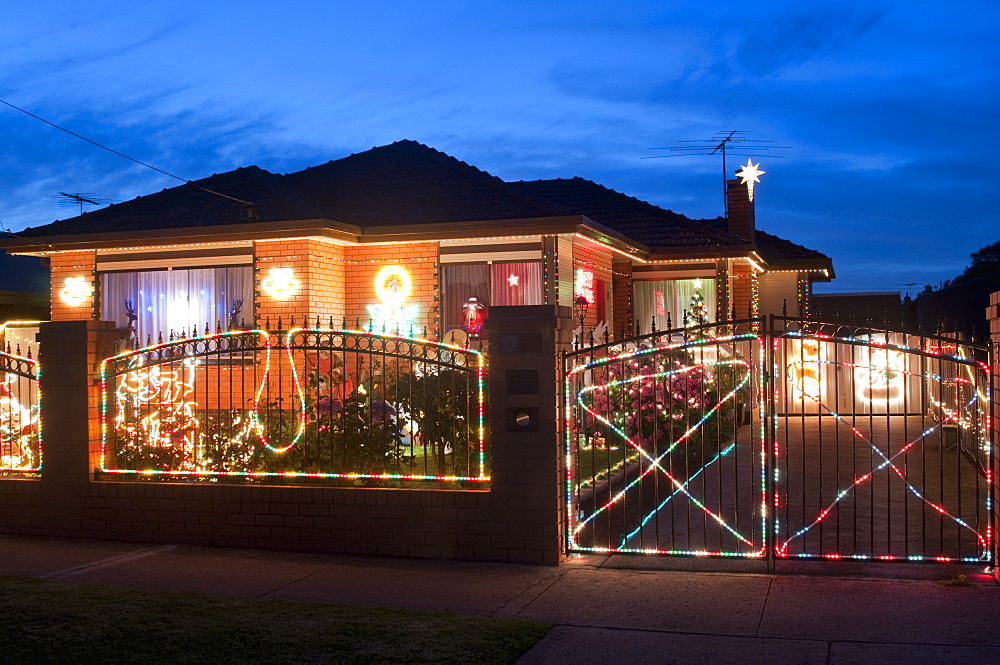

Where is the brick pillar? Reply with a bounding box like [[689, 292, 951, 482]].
[[612, 255, 632, 338], [37, 320, 121, 533], [486, 304, 574, 564]]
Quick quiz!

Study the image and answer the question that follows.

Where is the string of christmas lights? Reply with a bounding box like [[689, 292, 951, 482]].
[[567, 332, 767, 556], [775, 331, 991, 562], [0, 357, 40, 472], [100, 327, 486, 482]]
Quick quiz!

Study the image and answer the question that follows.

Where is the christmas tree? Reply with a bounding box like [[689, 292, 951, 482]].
[[684, 279, 709, 327]]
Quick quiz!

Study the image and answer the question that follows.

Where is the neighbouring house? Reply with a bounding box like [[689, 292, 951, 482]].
[[0, 140, 833, 343], [810, 292, 905, 330]]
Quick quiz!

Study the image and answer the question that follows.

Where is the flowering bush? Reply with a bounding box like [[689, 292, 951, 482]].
[[581, 345, 743, 462]]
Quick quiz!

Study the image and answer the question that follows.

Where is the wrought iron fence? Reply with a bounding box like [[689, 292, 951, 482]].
[[0, 345, 40, 473], [772, 316, 994, 564], [565, 318, 767, 557], [100, 325, 487, 485], [565, 315, 995, 566]]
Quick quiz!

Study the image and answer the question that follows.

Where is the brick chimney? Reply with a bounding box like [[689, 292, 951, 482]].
[[726, 177, 755, 245]]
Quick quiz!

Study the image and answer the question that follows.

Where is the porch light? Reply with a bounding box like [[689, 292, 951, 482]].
[[59, 276, 92, 306]]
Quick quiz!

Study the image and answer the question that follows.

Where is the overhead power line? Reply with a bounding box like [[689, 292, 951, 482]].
[[0, 98, 257, 215]]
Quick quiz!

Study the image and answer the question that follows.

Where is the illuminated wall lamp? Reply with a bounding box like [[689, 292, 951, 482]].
[[261, 267, 299, 300], [59, 276, 92, 306]]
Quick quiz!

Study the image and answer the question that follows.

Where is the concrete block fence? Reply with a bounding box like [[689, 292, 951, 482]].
[[0, 306, 574, 565]]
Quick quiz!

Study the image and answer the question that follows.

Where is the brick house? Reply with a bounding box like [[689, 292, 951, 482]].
[[0, 140, 832, 341]]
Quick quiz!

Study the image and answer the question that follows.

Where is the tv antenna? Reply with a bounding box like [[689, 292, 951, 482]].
[[643, 130, 788, 218], [52, 192, 112, 216]]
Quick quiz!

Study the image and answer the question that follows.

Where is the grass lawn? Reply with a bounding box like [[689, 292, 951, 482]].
[[0, 576, 550, 664]]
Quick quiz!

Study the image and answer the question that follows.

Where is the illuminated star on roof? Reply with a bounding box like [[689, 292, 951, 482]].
[[735, 160, 765, 201], [506, 273, 520, 287]]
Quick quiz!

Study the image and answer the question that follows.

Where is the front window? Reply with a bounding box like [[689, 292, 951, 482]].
[[101, 266, 253, 341], [633, 278, 716, 332], [441, 261, 543, 333]]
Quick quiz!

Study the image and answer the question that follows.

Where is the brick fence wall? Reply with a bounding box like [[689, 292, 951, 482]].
[[0, 306, 573, 564]]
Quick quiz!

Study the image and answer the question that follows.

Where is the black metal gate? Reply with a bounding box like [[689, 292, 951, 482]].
[[564, 317, 996, 566]]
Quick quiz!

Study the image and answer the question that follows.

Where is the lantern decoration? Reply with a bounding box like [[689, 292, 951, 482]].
[[462, 297, 485, 335], [367, 264, 418, 332], [261, 268, 299, 300], [59, 276, 92, 306]]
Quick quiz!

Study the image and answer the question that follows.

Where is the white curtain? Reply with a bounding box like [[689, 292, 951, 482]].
[[633, 278, 716, 332], [102, 266, 252, 342], [490, 261, 543, 306]]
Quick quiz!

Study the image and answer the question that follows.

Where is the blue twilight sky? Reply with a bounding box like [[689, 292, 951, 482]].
[[1, 1, 996, 294]]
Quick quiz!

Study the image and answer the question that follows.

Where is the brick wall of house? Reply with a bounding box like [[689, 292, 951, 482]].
[[49, 251, 97, 322], [0, 308, 571, 565], [254, 240, 311, 327], [343, 243, 439, 336], [730, 263, 757, 320]]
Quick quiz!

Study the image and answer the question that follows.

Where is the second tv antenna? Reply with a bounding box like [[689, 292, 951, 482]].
[[52, 192, 111, 216], [643, 131, 788, 218]]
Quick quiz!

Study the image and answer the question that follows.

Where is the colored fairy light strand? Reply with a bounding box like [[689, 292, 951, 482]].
[[567, 332, 767, 557], [775, 331, 991, 561], [100, 327, 486, 482], [0, 350, 41, 472]]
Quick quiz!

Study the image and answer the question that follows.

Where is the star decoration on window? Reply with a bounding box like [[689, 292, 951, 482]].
[[506, 273, 520, 287], [735, 160, 765, 201]]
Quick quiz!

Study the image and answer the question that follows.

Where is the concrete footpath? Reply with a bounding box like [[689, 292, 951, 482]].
[[0, 533, 997, 664]]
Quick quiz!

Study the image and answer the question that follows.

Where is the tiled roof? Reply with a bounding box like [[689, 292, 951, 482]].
[[18, 141, 561, 237], [19, 166, 331, 236], [507, 177, 747, 250], [12, 140, 829, 272], [288, 140, 560, 225]]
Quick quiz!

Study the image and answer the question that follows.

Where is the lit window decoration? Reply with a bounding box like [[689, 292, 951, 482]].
[[684, 279, 710, 328], [574, 268, 594, 304], [261, 267, 299, 299], [59, 276, 92, 306], [853, 335, 906, 404], [114, 356, 205, 469], [366, 265, 418, 333], [462, 297, 485, 335], [655, 291, 665, 317], [787, 338, 824, 400], [506, 273, 520, 287], [735, 160, 765, 201]]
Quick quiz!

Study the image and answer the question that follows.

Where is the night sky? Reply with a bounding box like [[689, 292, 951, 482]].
[[2, 1, 995, 295]]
